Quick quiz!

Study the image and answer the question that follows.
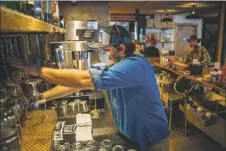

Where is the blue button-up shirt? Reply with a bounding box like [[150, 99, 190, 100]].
[[88, 55, 169, 151]]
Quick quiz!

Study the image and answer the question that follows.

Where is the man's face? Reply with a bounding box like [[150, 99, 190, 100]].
[[103, 44, 125, 63], [190, 40, 198, 47]]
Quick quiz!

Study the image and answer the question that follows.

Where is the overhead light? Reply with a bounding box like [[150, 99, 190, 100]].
[[161, 10, 173, 22], [185, 5, 201, 19], [178, 2, 206, 8], [155, 9, 177, 13]]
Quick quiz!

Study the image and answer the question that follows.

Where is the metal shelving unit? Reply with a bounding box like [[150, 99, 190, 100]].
[[0, 6, 65, 33]]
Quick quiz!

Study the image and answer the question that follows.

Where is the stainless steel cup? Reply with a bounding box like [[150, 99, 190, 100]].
[[68, 101, 78, 115], [74, 99, 81, 113], [58, 100, 68, 117], [79, 100, 90, 113]]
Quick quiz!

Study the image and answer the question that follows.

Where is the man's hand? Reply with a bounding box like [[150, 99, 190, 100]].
[[36, 98, 47, 105], [186, 47, 194, 54], [8, 57, 41, 76]]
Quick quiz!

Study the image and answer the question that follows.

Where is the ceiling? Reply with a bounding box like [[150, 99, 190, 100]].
[[109, 1, 220, 15]]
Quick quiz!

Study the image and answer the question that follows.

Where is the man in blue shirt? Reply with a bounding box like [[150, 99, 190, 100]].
[[8, 25, 169, 151]]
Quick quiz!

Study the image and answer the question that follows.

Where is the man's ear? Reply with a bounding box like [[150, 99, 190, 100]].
[[119, 44, 125, 52]]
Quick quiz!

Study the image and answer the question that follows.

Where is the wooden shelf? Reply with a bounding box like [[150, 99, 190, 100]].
[[157, 41, 174, 43], [0, 6, 65, 33], [146, 27, 174, 30]]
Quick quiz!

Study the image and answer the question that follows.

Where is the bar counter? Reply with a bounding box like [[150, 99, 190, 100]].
[[152, 62, 225, 92]]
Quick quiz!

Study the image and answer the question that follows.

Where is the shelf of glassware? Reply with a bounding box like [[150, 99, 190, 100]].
[[0, 6, 65, 33]]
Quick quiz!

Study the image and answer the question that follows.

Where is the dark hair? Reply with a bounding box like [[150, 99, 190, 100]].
[[114, 43, 135, 57], [150, 38, 157, 46]]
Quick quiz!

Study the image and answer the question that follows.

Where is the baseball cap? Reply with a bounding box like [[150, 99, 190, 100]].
[[88, 25, 132, 49]]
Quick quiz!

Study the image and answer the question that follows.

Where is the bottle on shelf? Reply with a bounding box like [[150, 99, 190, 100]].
[[34, 0, 43, 20], [27, 0, 35, 17], [18, 1, 28, 14], [43, 0, 53, 24], [52, 1, 60, 26]]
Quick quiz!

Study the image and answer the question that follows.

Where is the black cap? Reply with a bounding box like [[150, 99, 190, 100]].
[[88, 25, 132, 48]]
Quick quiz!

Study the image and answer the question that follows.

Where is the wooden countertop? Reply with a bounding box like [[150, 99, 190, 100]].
[[150, 60, 225, 92]]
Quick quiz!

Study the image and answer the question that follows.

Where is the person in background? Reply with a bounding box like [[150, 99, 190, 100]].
[[8, 25, 169, 151], [220, 58, 226, 85], [184, 35, 210, 64], [143, 38, 160, 58]]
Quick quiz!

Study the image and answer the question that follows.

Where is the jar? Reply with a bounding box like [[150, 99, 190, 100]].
[[196, 107, 203, 117], [100, 139, 112, 151]]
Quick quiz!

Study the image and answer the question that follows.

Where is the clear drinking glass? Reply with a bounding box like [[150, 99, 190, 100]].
[[100, 139, 112, 151], [71, 142, 83, 151], [25, 79, 43, 105], [112, 145, 124, 151], [86, 140, 96, 151], [25, 79, 47, 124]]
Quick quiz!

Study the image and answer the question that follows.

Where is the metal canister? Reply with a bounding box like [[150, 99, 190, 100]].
[[0, 112, 17, 129], [58, 100, 68, 117], [79, 100, 90, 113], [50, 100, 59, 113], [0, 92, 20, 126], [0, 128, 21, 151], [74, 99, 81, 113], [68, 101, 78, 116]]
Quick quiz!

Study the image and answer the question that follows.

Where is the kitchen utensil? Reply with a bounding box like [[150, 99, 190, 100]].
[[0, 128, 21, 151], [79, 100, 90, 113], [68, 101, 79, 115], [0, 89, 21, 125], [0, 110, 17, 128], [5, 83, 29, 123], [100, 139, 112, 151], [112, 145, 124, 151], [58, 100, 68, 117]]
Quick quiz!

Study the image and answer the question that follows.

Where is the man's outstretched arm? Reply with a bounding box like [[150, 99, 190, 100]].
[[8, 57, 95, 90], [37, 85, 80, 104]]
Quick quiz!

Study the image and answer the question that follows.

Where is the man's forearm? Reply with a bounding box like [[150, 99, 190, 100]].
[[43, 85, 80, 101], [39, 67, 94, 89]]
